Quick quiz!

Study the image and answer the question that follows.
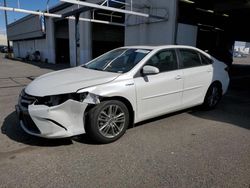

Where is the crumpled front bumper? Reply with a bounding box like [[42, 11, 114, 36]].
[[16, 99, 88, 138]]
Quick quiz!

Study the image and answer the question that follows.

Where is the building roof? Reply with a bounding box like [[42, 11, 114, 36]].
[[7, 2, 72, 27]]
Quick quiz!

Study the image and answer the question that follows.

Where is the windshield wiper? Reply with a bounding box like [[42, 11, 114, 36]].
[[82, 65, 100, 70], [82, 65, 88, 68], [88, 67, 104, 71]]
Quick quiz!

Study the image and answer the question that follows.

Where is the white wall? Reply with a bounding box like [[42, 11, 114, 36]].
[[234, 41, 250, 54], [177, 23, 198, 46], [68, 19, 76, 67], [79, 11, 92, 65], [0, 34, 7, 45], [7, 15, 44, 41], [13, 39, 46, 60], [45, 17, 56, 63], [125, 0, 177, 46], [13, 40, 34, 59], [12, 17, 56, 63], [56, 5, 93, 66], [13, 42, 18, 56]]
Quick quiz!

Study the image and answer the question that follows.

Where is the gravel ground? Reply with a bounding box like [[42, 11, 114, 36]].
[[0, 53, 249, 188]]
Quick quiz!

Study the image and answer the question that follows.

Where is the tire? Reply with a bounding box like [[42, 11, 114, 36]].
[[203, 82, 222, 110], [86, 100, 130, 144]]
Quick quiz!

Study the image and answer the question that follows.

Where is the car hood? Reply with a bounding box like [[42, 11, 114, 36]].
[[25, 67, 120, 97]]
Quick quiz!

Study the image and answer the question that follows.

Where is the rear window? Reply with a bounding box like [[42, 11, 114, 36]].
[[179, 49, 202, 68], [200, 53, 213, 65]]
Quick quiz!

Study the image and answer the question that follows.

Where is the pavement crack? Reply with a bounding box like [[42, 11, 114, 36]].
[[0, 146, 37, 161], [0, 85, 26, 89], [9, 77, 22, 85]]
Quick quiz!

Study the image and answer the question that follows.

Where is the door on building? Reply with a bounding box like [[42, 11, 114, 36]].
[[55, 38, 70, 64], [55, 20, 70, 64], [92, 23, 124, 58]]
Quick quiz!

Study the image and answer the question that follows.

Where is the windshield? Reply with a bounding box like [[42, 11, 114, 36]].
[[82, 48, 151, 73]]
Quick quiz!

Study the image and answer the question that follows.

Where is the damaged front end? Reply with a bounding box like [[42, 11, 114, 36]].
[[16, 89, 100, 138]]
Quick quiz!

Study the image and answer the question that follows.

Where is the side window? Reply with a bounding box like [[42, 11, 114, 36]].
[[179, 49, 202, 68], [200, 53, 213, 65], [146, 50, 178, 72]]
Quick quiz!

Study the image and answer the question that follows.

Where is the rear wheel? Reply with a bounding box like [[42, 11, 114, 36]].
[[86, 100, 130, 144], [203, 82, 222, 109]]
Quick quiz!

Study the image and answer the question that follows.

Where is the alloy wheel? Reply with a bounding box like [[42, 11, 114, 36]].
[[208, 86, 220, 107], [97, 104, 126, 138]]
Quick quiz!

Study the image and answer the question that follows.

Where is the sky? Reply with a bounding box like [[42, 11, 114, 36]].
[[0, 0, 59, 34]]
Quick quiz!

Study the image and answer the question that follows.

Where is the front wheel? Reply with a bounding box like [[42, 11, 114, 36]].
[[203, 83, 222, 109], [86, 100, 130, 144]]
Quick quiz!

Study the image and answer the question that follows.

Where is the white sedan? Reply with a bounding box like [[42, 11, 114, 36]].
[[16, 45, 230, 143]]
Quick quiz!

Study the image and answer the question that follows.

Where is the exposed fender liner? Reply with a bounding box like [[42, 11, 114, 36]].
[[83, 93, 100, 104], [44, 118, 68, 131], [76, 79, 137, 123]]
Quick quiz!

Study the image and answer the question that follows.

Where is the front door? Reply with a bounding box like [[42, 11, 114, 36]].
[[134, 49, 183, 122]]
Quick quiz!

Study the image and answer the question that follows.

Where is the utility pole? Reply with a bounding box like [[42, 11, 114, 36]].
[[3, 0, 11, 57], [46, 0, 50, 13]]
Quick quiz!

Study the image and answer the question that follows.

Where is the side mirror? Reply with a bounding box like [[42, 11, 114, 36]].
[[142, 65, 160, 75]]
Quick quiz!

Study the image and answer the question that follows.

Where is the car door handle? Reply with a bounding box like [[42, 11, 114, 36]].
[[175, 75, 182, 80], [207, 69, 212, 73]]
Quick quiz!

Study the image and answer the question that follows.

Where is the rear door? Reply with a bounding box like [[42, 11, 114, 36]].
[[178, 49, 213, 107]]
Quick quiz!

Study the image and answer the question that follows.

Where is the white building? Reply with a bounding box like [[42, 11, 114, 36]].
[[0, 34, 7, 46], [234, 41, 250, 54]]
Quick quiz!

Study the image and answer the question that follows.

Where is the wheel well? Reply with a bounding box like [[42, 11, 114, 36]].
[[203, 81, 223, 103], [212, 80, 223, 93], [103, 96, 135, 128], [84, 96, 135, 129]]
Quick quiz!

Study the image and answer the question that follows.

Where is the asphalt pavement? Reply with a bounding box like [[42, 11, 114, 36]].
[[0, 53, 249, 188]]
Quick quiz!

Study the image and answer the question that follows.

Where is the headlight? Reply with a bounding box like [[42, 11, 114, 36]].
[[35, 92, 88, 107]]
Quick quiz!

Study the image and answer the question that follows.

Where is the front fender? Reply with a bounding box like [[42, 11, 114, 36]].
[[77, 79, 138, 121]]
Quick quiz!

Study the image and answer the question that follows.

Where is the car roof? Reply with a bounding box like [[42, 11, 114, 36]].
[[120, 45, 212, 59], [121, 45, 202, 51]]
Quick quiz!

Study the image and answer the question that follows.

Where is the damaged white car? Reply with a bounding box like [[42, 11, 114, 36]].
[[16, 45, 229, 143]]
